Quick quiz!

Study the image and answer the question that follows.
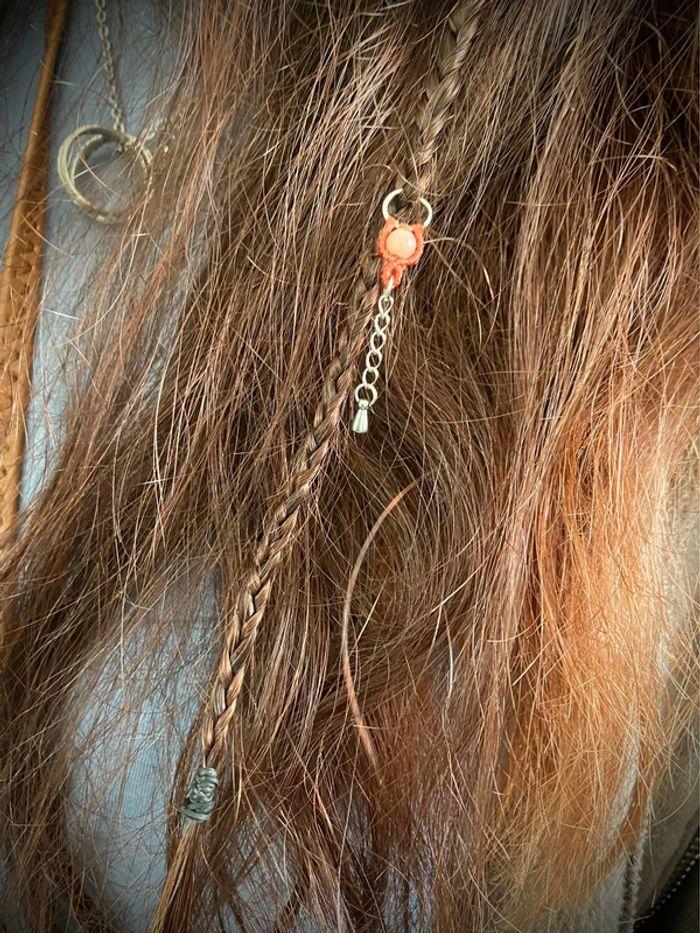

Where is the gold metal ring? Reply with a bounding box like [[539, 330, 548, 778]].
[[381, 187, 433, 228], [57, 124, 152, 224]]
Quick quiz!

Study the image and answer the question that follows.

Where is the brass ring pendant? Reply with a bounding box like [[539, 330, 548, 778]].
[[57, 124, 152, 224]]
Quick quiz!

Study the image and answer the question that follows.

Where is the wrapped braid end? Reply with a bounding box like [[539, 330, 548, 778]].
[[181, 767, 220, 823]]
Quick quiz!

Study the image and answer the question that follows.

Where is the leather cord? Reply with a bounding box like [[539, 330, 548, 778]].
[[0, 0, 70, 555]]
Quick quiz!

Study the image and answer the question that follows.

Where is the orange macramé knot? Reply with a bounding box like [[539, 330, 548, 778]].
[[377, 217, 425, 288]]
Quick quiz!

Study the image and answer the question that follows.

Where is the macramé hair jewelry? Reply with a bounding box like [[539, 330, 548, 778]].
[[351, 187, 433, 433]]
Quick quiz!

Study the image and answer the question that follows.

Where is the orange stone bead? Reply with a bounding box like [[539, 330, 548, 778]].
[[377, 217, 425, 287], [385, 226, 417, 260]]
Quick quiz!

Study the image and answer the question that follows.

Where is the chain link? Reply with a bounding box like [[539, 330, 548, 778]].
[[352, 286, 395, 432], [94, 0, 172, 153], [94, 0, 126, 137]]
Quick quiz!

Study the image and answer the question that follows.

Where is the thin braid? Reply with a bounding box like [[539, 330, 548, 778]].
[[402, 3, 480, 202], [153, 5, 481, 926], [200, 0, 481, 776], [202, 255, 378, 765]]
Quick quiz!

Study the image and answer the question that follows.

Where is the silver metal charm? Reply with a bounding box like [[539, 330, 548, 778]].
[[352, 284, 395, 433], [182, 766, 220, 823]]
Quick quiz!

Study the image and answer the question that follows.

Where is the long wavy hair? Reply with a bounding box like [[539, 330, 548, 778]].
[[1, 0, 698, 929]]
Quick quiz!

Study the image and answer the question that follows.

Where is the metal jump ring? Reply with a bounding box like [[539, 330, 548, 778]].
[[354, 383, 379, 407], [381, 187, 433, 228]]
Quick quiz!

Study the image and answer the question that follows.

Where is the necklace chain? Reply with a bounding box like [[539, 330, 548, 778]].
[[58, 0, 161, 223], [94, 0, 126, 136]]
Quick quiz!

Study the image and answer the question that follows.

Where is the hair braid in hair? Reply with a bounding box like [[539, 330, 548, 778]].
[[152, 3, 480, 927], [201, 254, 379, 769], [402, 3, 481, 202], [198, 0, 481, 803]]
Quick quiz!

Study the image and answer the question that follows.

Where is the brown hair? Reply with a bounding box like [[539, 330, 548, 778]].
[[1, 0, 698, 929]]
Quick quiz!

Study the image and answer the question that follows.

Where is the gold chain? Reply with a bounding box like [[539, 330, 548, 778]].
[[94, 0, 127, 137]]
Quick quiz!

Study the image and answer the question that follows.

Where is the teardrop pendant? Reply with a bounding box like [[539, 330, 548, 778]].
[[352, 401, 370, 434]]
